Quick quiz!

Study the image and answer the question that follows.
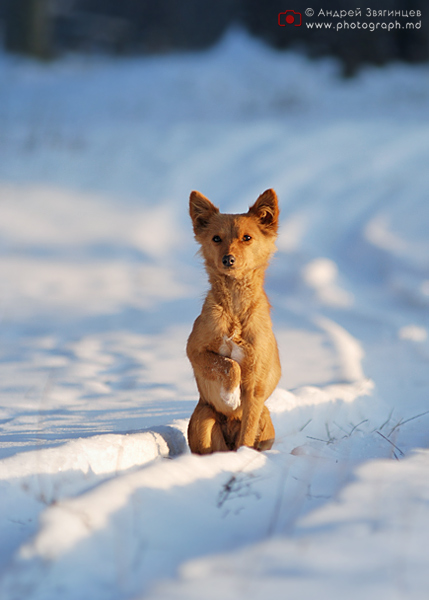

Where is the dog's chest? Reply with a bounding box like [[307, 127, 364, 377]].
[[218, 335, 245, 364]]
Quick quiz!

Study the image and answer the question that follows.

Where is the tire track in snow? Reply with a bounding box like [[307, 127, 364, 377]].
[[0, 423, 188, 573]]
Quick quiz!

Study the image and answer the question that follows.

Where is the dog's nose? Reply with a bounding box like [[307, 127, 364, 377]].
[[222, 254, 235, 268]]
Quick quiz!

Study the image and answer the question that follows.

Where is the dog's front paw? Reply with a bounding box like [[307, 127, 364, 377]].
[[220, 384, 241, 410]]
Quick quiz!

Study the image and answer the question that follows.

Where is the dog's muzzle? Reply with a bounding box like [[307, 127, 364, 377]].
[[222, 254, 236, 268]]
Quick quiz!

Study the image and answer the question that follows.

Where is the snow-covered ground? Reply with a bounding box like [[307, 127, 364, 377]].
[[1, 28, 429, 600]]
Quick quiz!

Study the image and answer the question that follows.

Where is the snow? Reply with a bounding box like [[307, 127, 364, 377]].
[[1, 26, 429, 599]]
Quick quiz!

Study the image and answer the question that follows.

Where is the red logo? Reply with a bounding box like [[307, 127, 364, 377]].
[[278, 10, 302, 26]]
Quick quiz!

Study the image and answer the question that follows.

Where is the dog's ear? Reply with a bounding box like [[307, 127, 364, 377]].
[[248, 189, 279, 235], [189, 191, 219, 235]]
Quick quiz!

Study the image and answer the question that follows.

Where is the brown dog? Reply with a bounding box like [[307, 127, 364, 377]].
[[187, 189, 281, 454]]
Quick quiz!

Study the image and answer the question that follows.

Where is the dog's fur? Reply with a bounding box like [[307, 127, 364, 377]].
[[187, 189, 281, 454]]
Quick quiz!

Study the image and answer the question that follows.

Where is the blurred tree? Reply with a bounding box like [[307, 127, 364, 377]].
[[72, 0, 238, 53], [5, 0, 53, 58], [1, 0, 427, 71], [241, 0, 428, 75]]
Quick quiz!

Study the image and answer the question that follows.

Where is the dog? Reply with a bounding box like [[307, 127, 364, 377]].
[[186, 189, 281, 454]]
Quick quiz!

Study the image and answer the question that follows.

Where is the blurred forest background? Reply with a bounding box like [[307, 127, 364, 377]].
[[0, 0, 428, 74]]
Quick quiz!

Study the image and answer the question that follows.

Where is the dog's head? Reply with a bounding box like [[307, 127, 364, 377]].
[[189, 189, 279, 278]]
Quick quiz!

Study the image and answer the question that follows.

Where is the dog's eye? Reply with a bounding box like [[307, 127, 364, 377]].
[[242, 235, 252, 242], [212, 235, 222, 243]]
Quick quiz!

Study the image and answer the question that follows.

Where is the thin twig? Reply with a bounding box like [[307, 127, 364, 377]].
[[306, 436, 330, 444], [299, 419, 312, 432], [325, 423, 336, 443], [333, 421, 349, 436], [388, 410, 429, 438], [379, 409, 394, 431], [349, 419, 368, 436], [376, 431, 405, 458], [387, 419, 404, 438]]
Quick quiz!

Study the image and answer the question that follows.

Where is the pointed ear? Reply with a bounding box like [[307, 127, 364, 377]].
[[189, 191, 219, 235], [248, 189, 279, 235]]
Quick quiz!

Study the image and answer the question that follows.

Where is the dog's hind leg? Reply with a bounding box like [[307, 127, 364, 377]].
[[255, 405, 275, 451], [188, 400, 229, 454]]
